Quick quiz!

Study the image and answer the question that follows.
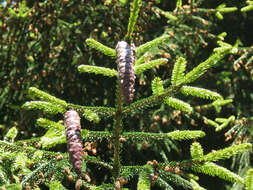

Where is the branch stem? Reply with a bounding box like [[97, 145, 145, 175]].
[[112, 82, 123, 179]]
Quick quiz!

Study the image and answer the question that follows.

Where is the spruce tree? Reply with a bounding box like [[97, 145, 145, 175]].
[[1, 0, 253, 190]]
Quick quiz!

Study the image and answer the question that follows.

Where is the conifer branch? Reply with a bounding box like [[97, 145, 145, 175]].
[[125, 0, 142, 41], [137, 165, 152, 190], [37, 118, 89, 149], [13, 152, 30, 172], [211, 99, 233, 107], [135, 53, 152, 66], [112, 82, 124, 178], [245, 169, 253, 190], [87, 183, 115, 190], [118, 130, 205, 142], [40, 126, 66, 149], [134, 58, 168, 75], [190, 142, 204, 159], [4, 127, 18, 142], [14, 137, 41, 147], [83, 155, 113, 170], [215, 118, 228, 123], [152, 7, 177, 21], [20, 160, 54, 187], [215, 4, 237, 20], [192, 162, 245, 184], [158, 160, 196, 171], [0, 184, 22, 190], [151, 77, 164, 95], [204, 115, 235, 131], [49, 181, 68, 190], [215, 115, 235, 131], [32, 150, 44, 161], [180, 86, 223, 100], [39, 129, 112, 147], [0, 140, 63, 160], [122, 84, 183, 115], [215, 12, 224, 20], [190, 179, 207, 190], [22, 101, 66, 114], [151, 78, 193, 113], [0, 166, 8, 185], [216, 4, 238, 13], [204, 118, 219, 128], [83, 109, 100, 124], [67, 103, 116, 118], [112, 121, 121, 178], [78, 65, 118, 77], [171, 57, 186, 86], [83, 130, 205, 143], [85, 38, 116, 57], [28, 87, 67, 108], [159, 170, 193, 189], [37, 118, 66, 149], [241, 4, 253, 12], [194, 143, 252, 162], [176, 0, 182, 8], [155, 177, 174, 190], [195, 99, 232, 113], [167, 130, 205, 141], [37, 118, 64, 130], [184, 49, 231, 84], [121, 165, 141, 181], [164, 97, 193, 113], [84, 131, 112, 141], [216, 41, 233, 49], [136, 35, 170, 57]]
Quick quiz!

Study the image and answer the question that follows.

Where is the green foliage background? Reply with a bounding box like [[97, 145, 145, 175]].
[[0, 0, 253, 189]]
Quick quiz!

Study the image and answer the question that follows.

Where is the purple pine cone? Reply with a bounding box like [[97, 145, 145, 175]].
[[116, 41, 136, 105], [64, 109, 82, 174]]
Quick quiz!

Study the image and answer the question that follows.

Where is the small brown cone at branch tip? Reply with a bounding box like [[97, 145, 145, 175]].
[[119, 177, 127, 185], [56, 155, 63, 161], [64, 167, 70, 175], [83, 173, 91, 183], [75, 179, 82, 190], [68, 175, 74, 181], [115, 180, 121, 190]]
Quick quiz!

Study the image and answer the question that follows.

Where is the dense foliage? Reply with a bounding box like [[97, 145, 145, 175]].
[[0, 0, 253, 189]]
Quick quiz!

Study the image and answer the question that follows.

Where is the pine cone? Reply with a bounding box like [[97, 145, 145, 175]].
[[64, 109, 82, 175], [116, 41, 136, 105]]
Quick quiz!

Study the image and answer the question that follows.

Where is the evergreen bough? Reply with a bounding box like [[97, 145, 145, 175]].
[[0, 0, 252, 190]]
